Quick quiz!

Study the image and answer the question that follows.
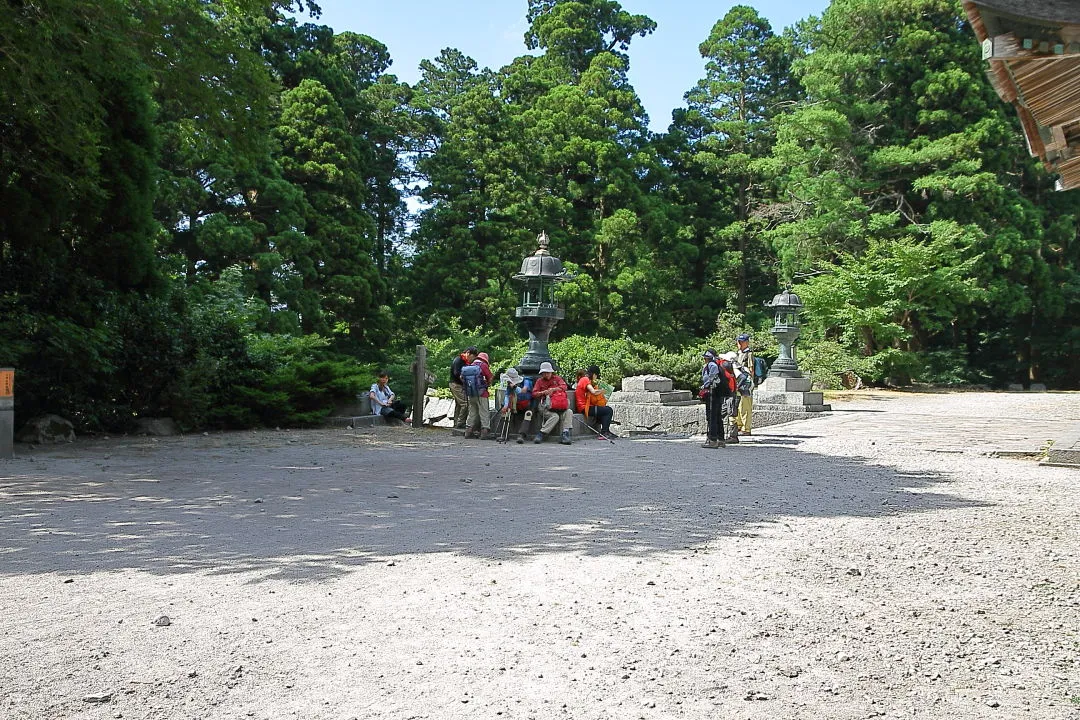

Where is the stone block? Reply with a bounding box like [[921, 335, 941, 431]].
[[1007, 383, 1024, 391], [16, 414, 75, 444], [607, 401, 706, 436], [1030, 383, 1047, 392], [422, 396, 457, 428], [621, 375, 674, 392], [134, 417, 180, 436], [609, 390, 695, 405], [753, 390, 824, 406], [759, 376, 812, 393]]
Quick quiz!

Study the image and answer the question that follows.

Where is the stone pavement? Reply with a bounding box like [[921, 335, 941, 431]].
[[751, 389, 1080, 462]]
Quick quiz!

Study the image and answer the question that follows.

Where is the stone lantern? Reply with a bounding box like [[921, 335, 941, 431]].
[[752, 287, 829, 426], [765, 288, 803, 378], [513, 231, 569, 374]]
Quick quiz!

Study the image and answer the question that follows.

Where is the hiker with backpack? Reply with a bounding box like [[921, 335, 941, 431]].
[[575, 365, 615, 440], [449, 346, 478, 430], [498, 367, 534, 444], [462, 351, 494, 439], [723, 351, 753, 443], [532, 361, 573, 445], [700, 349, 736, 449]]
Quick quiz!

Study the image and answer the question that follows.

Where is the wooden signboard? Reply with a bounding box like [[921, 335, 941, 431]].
[[0, 369, 12, 398]]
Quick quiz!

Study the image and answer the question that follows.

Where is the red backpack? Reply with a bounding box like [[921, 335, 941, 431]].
[[708, 359, 736, 395]]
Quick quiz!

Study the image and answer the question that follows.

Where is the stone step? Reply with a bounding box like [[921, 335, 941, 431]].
[[609, 390, 694, 405], [754, 390, 824, 406], [622, 375, 674, 392]]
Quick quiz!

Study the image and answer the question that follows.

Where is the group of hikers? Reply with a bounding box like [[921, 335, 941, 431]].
[[427, 334, 764, 448], [447, 347, 615, 444], [699, 333, 763, 449]]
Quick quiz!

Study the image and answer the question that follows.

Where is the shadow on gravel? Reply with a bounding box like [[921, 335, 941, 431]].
[[0, 431, 989, 582]]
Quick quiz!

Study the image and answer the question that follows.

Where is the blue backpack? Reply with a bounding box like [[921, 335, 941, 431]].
[[753, 356, 768, 386], [461, 362, 487, 397]]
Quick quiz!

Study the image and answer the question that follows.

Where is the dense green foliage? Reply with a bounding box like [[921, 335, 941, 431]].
[[2, 0, 1078, 431]]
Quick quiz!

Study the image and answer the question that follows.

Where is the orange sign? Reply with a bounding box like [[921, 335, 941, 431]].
[[0, 369, 12, 398]]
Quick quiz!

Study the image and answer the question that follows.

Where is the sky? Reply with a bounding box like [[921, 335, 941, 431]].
[[294, 0, 831, 132]]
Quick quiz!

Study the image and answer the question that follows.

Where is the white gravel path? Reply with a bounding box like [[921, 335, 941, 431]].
[[1, 390, 1077, 719]]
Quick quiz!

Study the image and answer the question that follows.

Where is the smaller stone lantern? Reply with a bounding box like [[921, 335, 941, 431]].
[[765, 288, 803, 378], [513, 231, 569, 375], [752, 288, 830, 427]]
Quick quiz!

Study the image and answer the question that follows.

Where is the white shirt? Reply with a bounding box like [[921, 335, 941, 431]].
[[370, 382, 394, 411]]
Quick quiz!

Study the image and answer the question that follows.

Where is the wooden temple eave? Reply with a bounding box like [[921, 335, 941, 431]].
[[964, 0, 1080, 189]]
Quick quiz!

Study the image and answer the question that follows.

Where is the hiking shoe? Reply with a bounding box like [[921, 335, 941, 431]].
[[480, 428, 492, 441], [559, 433, 572, 445], [534, 433, 544, 444], [727, 434, 740, 443], [595, 434, 607, 441], [516, 435, 525, 444], [700, 439, 718, 449]]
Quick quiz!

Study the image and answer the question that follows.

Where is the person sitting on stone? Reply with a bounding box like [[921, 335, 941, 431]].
[[531, 361, 572, 445], [575, 365, 615, 439], [369, 371, 408, 424], [498, 367, 533, 444]]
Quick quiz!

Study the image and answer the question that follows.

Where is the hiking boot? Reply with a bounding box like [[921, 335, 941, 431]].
[[700, 439, 718, 449], [595, 434, 607, 441], [516, 434, 525, 444], [464, 428, 477, 439], [559, 430, 572, 445], [534, 432, 544, 444], [480, 428, 492, 441], [727, 430, 740, 443]]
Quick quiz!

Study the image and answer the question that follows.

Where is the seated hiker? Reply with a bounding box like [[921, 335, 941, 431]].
[[369, 371, 407, 424], [532, 361, 572, 445], [498, 367, 533, 444], [575, 365, 615, 439]]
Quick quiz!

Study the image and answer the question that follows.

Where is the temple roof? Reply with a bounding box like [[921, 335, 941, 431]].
[[964, 0, 1080, 190]]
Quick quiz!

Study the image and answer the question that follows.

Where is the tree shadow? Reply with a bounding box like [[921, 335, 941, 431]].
[[0, 432, 987, 583]]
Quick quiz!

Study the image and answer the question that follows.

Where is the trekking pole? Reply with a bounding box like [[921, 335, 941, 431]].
[[500, 410, 512, 442], [573, 413, 614, 444]]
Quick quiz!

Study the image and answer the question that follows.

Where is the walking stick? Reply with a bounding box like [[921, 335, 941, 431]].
[[573, 413, 614, 445]]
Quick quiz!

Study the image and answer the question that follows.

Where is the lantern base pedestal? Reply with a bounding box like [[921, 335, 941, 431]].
[[750, 376, 831, 429]]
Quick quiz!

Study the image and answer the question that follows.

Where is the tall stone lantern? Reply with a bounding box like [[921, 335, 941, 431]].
[[765, 288, 804, 378], [513, 231, 569, 374]]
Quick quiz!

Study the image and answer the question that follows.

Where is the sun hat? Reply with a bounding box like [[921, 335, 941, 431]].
[[722, 351, 737, 361], [477, 352, 490, 363], [504, 368, 523, 386], [539, 361, 555, 373], [736, 333, 750, 342]]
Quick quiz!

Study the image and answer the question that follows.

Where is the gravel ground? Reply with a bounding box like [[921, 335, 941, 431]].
[[1, 390, 1078, 719]]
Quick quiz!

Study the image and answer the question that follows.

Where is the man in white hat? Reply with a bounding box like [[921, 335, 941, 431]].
[[531, 361, 573, 445], [498, 368, 533, 444]]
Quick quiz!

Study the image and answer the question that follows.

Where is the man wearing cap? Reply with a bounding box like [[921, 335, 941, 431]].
[[732, 334, 755, 438], [700, 349, 727, 449], [531, 361, 573, 445], [449, 346, 477, 429]]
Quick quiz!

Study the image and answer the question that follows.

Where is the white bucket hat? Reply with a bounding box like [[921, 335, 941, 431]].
[[538, 361, 555, 373], [504, 368, 524, 386]]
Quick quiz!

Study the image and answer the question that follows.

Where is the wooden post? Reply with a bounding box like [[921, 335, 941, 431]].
[[0, 369, 13, 459], [412, 345, 427, 429]]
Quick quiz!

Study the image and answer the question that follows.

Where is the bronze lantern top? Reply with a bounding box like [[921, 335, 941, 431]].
[[513, 231, 569, 282]]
